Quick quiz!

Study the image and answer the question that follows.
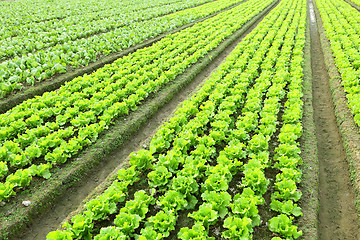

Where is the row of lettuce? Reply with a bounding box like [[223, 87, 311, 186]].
[[0, 0, 213, 61], [0, 0, 159, 26], [315, 0, 360, 129], [350, 0, 360, 8], [0, 0, 240, 98], [46, 0, 307, 238], [0, 0, 274, 204]]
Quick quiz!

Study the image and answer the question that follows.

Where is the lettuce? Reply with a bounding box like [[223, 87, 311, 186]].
[[268, 214, 302, 239]]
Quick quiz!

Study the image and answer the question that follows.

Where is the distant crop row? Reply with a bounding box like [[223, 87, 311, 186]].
[[349, 0, 360, 8], [316, 0, 360, 130], [0, 0, 239, 98], [0, 0, 213, 60], [46, 0, 306, 238], [0, 0, 273, 203], [0, 0, 172, 26]]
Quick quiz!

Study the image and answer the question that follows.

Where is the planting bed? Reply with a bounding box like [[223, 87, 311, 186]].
[[1, 0, 360, 239]]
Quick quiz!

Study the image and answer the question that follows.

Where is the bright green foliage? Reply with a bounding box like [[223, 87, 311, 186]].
[[121, 191, 154, 219], [272, 179, 302, 202], [157, 190, 188, 211], [178, 223, 215, 240], [114, 212, 142, 236], [201, 191, 231, 218], [0, 0, 274, 204], [94, 227, 127, 240], [63, 214, 94, 240], [0, 182, 15, 201], [44, 0, 309, 238], [188, 203, 218, 229], [269, 214, 302, 239], [222, 216, 253, 239], [171, 175, 199, 196], [146, 210, 176, 237], [148, 165, 172, 188], [270, 200, 303, 217], [117, 166, 140, 185], [0, 161, 8, 178], [242, 167, 269, 195], [137, 227, 163, 240], [0, 0, 239, 97], [202, 172, 230, 192], [231, 188, 264, 227], [84, 198, 117, 221], [46, 230, 73, 240], [129, 149, 154, 171]]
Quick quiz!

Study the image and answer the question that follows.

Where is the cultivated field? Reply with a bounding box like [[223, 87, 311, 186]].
[[0, 0, 360, 239]]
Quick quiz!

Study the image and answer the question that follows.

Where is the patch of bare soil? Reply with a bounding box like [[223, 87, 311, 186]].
[[309, 0, 359, 239]]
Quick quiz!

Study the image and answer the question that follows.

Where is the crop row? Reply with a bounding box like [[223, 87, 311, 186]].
[[350, 0, 360, 8], [0, 0, 154, 26], [0, 0, 274, 203], [0, 0, 242, 98], [268, 0, 305, 238], [45, 0, 306, 238], [315, 0, 360, 131], [0, 0, 213, 61], [0, 0, 186, 34]]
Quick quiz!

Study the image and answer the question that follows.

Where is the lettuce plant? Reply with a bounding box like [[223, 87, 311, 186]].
[[178, 223, 214, 240], [129, 149, 154, 171], [114, 212, 141, 236], [157, 190, 188, 211], [148, 165, 172, 188], [94, 227, 126, 240], [270, 200, 302, 217], [201, 191, 231, 218], [222, 216, 252, 239], [188, 203, 218, 229], [268, 214, 302, 239], [146, 210, 176, 237]]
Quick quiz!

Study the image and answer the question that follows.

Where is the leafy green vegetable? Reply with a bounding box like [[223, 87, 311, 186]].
[[188, 203, 218, 229], [148, 165, 172, 188], [146, 210, 176, 237], [178, 223, 215, 240], [222, 216, 252, 239], [94, 227, 126, 240], [270, 200, 302, 217], [129, 149, 154, 171], [114, 212, 141, 235], [269, 214, 302, 239], [201, 191, 231, 218]]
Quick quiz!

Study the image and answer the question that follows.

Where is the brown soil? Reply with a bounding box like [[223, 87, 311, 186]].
[[309, 0, 359, 239], [297, 5, 319, 239]]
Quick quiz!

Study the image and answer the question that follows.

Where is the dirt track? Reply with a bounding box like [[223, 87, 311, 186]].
[[309, 0, 359, 239]]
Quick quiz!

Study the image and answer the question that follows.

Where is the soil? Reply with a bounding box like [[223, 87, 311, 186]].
[[297, 6, 319, 239], [309, 0, 360, 239]]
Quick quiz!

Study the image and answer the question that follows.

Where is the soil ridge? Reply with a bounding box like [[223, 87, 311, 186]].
[[310, 0, 360, 238]]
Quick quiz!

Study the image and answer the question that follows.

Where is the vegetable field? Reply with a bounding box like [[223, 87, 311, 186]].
[[0, 0, 360, 239]]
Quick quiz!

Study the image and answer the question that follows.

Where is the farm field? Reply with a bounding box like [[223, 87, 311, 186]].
[[0, 0, 360, 239]]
